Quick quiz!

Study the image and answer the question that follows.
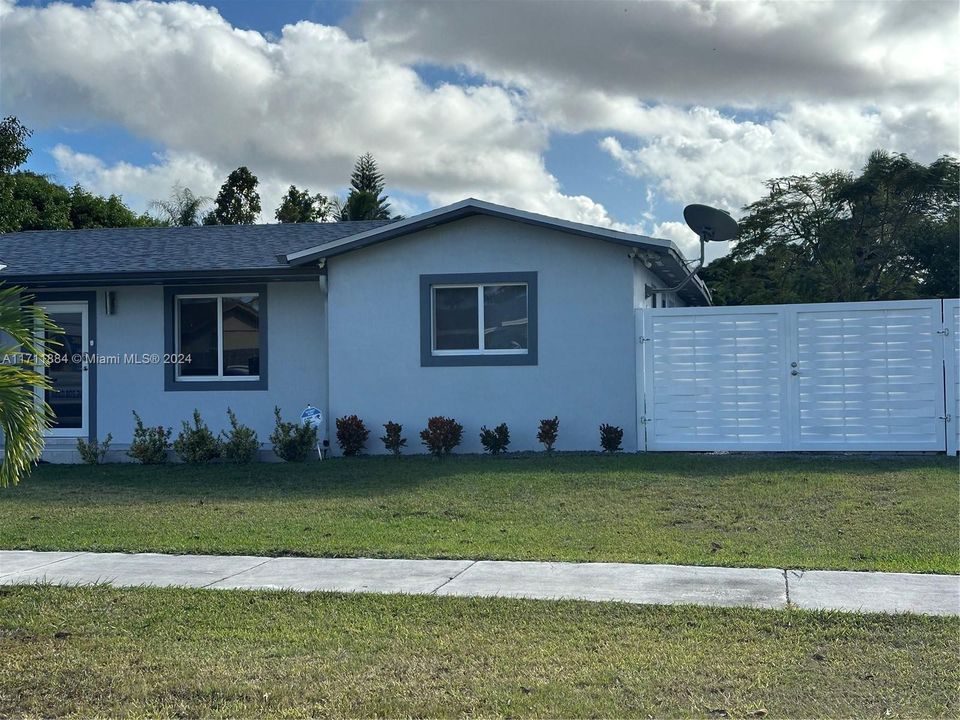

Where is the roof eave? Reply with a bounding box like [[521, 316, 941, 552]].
[[0, 266, 322, 289], [283, 199, 677, 264]]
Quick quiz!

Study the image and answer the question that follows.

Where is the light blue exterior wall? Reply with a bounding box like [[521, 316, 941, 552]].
[[633, 261, 686, 309], [39, 280, 326, 457], [327, 215, 642, 453], [24, 216, 691, 461]]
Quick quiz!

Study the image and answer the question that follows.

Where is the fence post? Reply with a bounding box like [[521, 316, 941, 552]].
[[635, 308, 647, 452]]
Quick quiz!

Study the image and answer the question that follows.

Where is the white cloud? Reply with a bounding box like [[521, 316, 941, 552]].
[[354, 0, 958, 229], [599, 104, 867, 212], [355, 0, 958, 108], [50, 145, 297, 221], [596, 100, 959, 214], [52, 146, 217, 208], [1, 0, 623, 225], [648, 220, 702, 261]]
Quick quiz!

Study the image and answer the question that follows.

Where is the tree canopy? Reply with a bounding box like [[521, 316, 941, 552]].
[[203, 166, 261, 225], [275, 185, 331, 223], [337, 153, 394, 221], [0, 116, 32, 174], [0, 116, 154, 232], [701, 151, 959, 304]]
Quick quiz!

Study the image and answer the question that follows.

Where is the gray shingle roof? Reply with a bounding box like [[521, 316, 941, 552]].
[[0, 221, 393, 280]]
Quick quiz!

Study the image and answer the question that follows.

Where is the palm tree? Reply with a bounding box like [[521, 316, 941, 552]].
[[0, 285, 57, 486], [149, 184, 212, 227]]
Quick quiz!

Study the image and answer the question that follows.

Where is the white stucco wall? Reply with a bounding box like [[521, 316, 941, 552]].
[[633, 262, 686, 309], [40, 281, 327, 453], [326, 215, 645, 453]]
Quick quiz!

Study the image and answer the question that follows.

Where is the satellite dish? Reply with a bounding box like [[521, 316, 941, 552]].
[[683, 204, 738, 242], [644, 203, 737, 296]]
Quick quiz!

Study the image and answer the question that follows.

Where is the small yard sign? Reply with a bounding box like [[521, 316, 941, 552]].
[[300, 405, 325, 459]]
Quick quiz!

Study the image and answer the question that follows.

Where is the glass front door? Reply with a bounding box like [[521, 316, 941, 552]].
[[37, 302, 89, 436]]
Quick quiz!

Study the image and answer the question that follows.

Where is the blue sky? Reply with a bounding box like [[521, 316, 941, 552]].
[[3, 0, 955, 260]]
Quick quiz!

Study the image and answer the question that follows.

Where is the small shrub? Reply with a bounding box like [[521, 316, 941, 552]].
[[420, 416, 463, 458], [336, 415, 370, 457], [380, 421, 407, 457], [173, 410, 221, 464], [270, 406, 318, 462], [128, 411, 172, 464], [599, 423, 624, 453], [537, 416, 559, 452], [219, 407, 259, 463], [76, 433, 112, 465], [479, 422, 510, 455]]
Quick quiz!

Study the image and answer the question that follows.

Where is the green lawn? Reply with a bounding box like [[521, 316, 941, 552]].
[[1, 585, 957, 718], [1, 454, 957, 573]]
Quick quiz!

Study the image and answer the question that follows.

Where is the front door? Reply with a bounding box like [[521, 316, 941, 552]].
[[36, 302, 89, 437]]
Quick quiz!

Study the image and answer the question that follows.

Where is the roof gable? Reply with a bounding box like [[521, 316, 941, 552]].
[[284, 198, 676, 263], [283, 199, 710, 305]]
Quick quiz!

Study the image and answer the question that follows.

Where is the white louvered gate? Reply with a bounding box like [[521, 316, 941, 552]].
[[944, 300, 960, 455], [638, 299, 956, 452], [640, 306, 788, 450]]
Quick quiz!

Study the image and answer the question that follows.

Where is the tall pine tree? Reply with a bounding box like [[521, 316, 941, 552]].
[[337, 153, 393, 221]]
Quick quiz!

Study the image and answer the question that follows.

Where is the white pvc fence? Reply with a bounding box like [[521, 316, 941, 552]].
[[945, 299, 960, 455], [636, 299, 959, 453]]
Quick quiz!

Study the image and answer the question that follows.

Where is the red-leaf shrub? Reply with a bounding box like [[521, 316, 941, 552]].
[[599, 423, 623, 452], [380, 421, 407, 457], [336, 415, 370, 456], [420, 416, 463, 458], [479, 423, 510, 455], [537, 416, 559, 452]]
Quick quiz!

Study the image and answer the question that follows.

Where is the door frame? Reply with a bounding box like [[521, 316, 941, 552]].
[[33, 291, 97, 442]]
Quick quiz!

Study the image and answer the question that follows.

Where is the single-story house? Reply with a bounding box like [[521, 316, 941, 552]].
[[0, 198, 709, 459]]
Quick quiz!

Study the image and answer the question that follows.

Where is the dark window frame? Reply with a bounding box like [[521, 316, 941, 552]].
[[163, 284, 268, 391], [419, 272, 538, 367]]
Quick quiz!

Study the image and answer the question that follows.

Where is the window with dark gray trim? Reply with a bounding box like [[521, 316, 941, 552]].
[[163, 285, 268, 391], [420, 272, 537, 367]]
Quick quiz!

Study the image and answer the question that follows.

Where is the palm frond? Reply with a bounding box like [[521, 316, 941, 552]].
[[0, 285, 58, 486]]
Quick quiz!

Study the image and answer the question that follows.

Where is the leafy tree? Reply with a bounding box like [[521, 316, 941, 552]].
[[68, 185, 153, 229], [0, 174, 153, 233], [0, 117, 156, 232], [150, 184, 211, 227], [0, 172, 71, 233], [275, 184, 331, 223], [204, 166, 261, 225], [0, 286, 58, 486], [336, 153, 394, 220], [702, 151, 959, 304], [0, 117, 64, 233], [0, 116, 32, 174]]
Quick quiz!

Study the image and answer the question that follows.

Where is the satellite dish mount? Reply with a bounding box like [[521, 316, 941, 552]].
[[645, 204, 738, 295]]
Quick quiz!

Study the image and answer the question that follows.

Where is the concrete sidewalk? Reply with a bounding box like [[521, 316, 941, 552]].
[[1, 550, 957, 616]]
